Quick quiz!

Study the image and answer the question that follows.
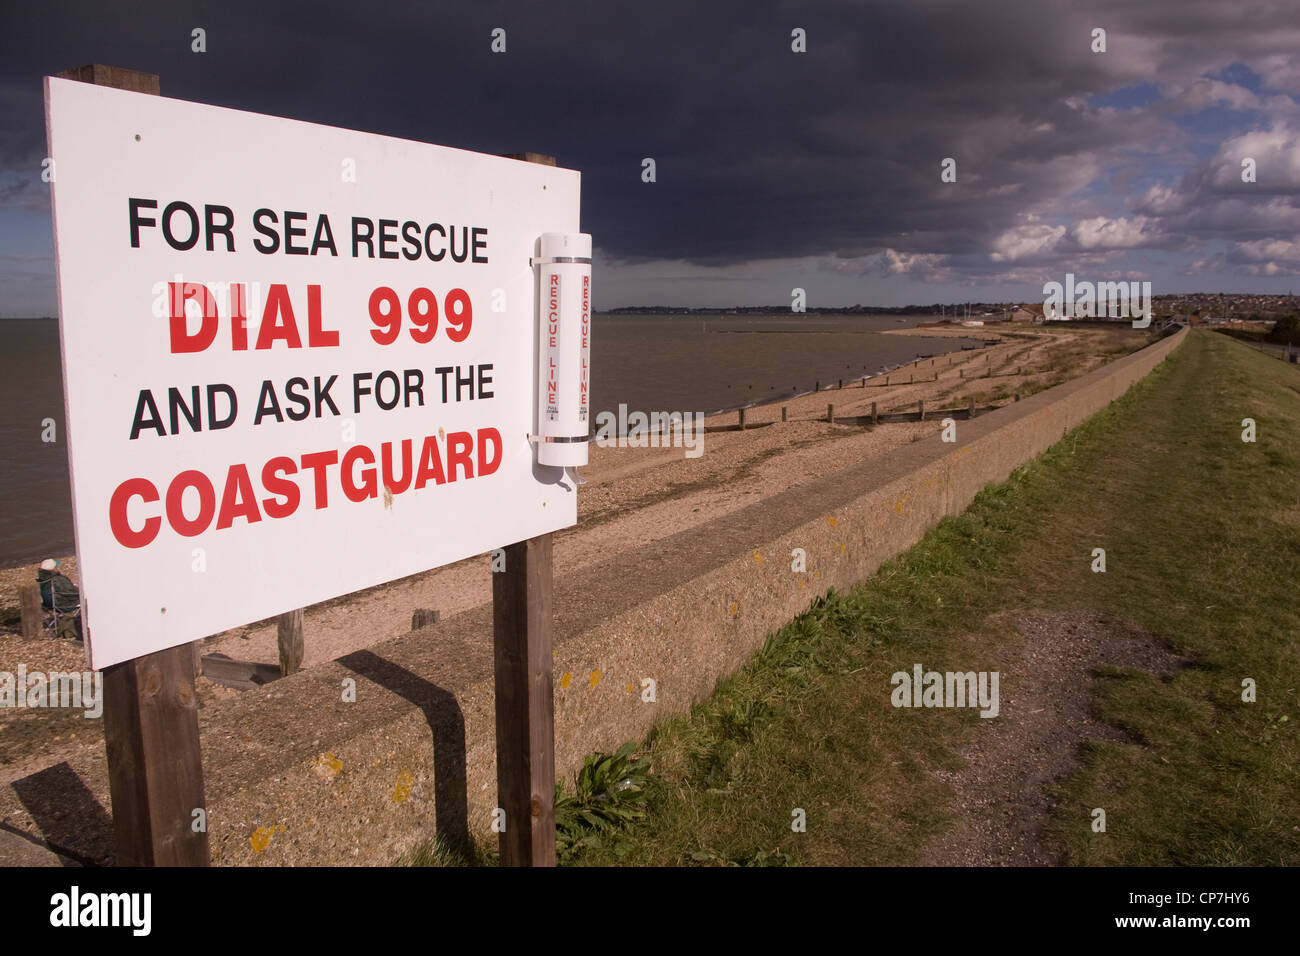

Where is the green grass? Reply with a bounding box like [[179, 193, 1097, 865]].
[[567, 331, 1299, 866]]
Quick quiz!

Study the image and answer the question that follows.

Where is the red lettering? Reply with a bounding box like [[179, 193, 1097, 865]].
[[477, 428, 502, 476], [256, 284, 304, 350], [169, 282, 219, 353], [165, 469, 216, 537], [109, 478, 161, 548], [299, 450, 338, 509], [341, 444, 377, 502], [446, 431, 474, 481], [381, 439, 413, 494], [306, 284, 339, 347], [261, 457, 300, 518], [231, 283, 248, 351], [414, 434, 445, 488], [216, 464, 262, 529]]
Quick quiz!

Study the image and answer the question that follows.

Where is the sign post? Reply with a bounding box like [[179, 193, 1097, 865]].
[[492, 534, 555, 866], [46, 68, 586, 866], [53, 64, 209, 867]]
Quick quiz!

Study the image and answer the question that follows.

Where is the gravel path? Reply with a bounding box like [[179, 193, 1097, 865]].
[[919, 611, 1189, 866]]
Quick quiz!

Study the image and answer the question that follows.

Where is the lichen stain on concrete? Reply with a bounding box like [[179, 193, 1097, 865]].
[[752, 550, 764, 562], [827, 516, 838, 526], [249, 824, 284, 853], [728, 601, 739, 617], [588, 670, 602, 690], [310, 752, 343, 780], [560, 672, 572, 689], [393, 769, 414, 803]]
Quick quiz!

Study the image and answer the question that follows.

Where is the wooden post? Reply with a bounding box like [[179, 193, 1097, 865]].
[[838, 379, 843, 389], [491, 148, 559, 868], [968, 396, 976, 419], [918, 400, 925, 422], [1014, 393, 1021, 402], [412, 609, 441, 630], [781, 405, 788, 422], [493, 535, 556, 867], [959, 369, 963, 379], [19, 585, 42, 640], [102, 645, 209, 866], [827, 403, 835, 424], [871, 401, 878, 424], [815, 380, 820, 392], [738, 407, 746, 430], [277, 609, 304, 677], [63, 63, 210, 867]]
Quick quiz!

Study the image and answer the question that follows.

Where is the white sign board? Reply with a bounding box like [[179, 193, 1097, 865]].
[[45, 77, 581, 668]]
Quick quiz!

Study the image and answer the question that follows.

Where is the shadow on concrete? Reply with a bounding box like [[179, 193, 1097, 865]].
[[337, 649, 470, 855], [10, 761, 111, 866]]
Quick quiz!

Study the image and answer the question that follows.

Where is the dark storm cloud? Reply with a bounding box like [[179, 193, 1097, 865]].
[[2, 0, 1299, 276]]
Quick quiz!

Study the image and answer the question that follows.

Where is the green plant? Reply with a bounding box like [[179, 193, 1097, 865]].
[[554, 742, 653, 861]]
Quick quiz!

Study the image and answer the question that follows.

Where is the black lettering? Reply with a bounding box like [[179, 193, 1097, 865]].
[[378, 219, 399, 259], [311, 215, 337, 256], [471, 227, 488, 263], [204, 205, 235, 252], [424, 223, 446, 261], [478, 363, 493, 399], [207, 384, 237, 430], [314, 375, 340, 417], [403, 368, 425, 406], [449, 225, 469, 263], [433, 366, 453, 402], [128, 198, 157, 248], [254, 380, 284, 424], [253, 208, 280, 254], [352, 372, 372, 412], [401, 221, 422, 261], [455, 365, 474, 400], [375, 370, 400, 410], [162, 201, 199, 251], [168, 385, 202, 434], [285, 377, 311, 421], [129, 388, 165, 439], [284, 211, 308, 255], [351, 217, 375, 258]]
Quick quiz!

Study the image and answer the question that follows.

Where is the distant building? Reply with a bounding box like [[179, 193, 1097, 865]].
[[1011, 305, 1044, 324]]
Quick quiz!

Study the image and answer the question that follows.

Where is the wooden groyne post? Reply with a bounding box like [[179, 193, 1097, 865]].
[[277, 609, 304, 677], [19, 585, 42, 640]]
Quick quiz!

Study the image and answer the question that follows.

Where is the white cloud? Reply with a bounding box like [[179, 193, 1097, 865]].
[[989, 223, 1066, 262], [1070, 215, 1163, 250]]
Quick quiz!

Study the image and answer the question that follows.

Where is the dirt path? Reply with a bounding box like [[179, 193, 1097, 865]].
[[919, 611, 1189, 866]]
